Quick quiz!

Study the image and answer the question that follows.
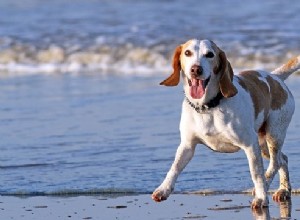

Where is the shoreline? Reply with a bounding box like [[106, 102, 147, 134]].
[[3, 188, 300, 196], [1, 193, 299, 219]]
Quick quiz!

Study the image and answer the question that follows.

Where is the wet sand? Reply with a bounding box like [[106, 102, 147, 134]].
[[1, 193, 299, 219]]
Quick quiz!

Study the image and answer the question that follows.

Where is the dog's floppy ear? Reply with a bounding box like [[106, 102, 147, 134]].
[[218, 50, 238, 98], [160, 45, 182, 86]]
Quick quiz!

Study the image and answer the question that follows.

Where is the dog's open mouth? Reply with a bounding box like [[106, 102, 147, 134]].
[[188, 77, 210, 99]]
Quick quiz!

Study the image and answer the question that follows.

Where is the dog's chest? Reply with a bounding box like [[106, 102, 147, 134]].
[[193, 112, 240, 153]]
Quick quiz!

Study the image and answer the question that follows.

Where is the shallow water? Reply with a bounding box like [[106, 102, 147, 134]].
[[0, 74, 299, 195]]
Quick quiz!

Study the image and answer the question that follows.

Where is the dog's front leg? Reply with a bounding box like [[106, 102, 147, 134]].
[[152, 142, 196, 202], [243, 143, 269, 209]]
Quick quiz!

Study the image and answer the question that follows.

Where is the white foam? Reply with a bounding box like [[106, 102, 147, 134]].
[[0, 61, 170, 76], [0, 40, 298, 76]]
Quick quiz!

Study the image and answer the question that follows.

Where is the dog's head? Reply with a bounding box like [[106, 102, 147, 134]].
[[160, 39, 237, 99]]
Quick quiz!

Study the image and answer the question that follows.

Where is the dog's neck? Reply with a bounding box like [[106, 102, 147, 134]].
[[184, 91, 223, 113]]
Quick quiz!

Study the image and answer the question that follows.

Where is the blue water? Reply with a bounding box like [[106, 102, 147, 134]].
[[0, 0, 300, 73], [0, 0, 300, 195], [0, 74, 299, 195]]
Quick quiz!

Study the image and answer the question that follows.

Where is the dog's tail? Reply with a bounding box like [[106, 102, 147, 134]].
[[272, 55, 300, 81]]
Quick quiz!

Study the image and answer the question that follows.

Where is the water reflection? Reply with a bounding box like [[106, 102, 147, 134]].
[[252, 199, 291, 220]]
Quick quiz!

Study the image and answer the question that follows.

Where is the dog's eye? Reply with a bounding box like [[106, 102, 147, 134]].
[[205, 51, 214, 58], [184, 50, 192, 57]]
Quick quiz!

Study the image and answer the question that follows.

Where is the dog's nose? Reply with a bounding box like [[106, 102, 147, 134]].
[[191, 64, 203, 76]]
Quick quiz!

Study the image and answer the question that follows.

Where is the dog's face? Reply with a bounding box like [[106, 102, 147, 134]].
[[160, 39, 237, 99], [180, 40, 218, 99], [181, 39, 216, 82]]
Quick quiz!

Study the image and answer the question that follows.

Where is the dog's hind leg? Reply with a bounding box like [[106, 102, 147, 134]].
[[273, 152, 291, 202], [264, 128, 291, 202], [264, 136, 281, 191]]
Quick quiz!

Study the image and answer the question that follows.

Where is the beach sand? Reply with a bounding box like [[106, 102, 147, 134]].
[[1, 193, 299, 220]]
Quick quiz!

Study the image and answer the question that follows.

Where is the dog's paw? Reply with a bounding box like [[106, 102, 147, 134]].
[[151, 187, 172, 202], [272, 189, 291, 202], [251, 198, 268, 210]]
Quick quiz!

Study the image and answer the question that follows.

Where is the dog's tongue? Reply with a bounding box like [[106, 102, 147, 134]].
[[190, 78, 205, 99]]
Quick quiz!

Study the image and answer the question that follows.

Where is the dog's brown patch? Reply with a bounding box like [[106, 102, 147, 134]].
[[257, 121, 270, 159], [179, 40, 195, 71], [258, 121, 267, 137], [238, 71, 270, 119], [218, 51, 238, 98], [160, 40, 196, 86], [280, 57, 298, 73], [160, 45, 182, 86], [266, 76, 288, 110]]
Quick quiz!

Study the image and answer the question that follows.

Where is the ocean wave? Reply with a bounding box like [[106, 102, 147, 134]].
[[0, 188, 143, 196], [0, 39, 299, 76], [0, 163, 51, 170], [0, 40, 170, 75]]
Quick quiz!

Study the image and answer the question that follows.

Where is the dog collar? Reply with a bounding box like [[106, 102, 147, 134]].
[[185, 92, 223, 113]]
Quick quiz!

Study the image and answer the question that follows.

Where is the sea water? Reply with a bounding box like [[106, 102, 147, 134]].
[[0, 0, 300, 195]]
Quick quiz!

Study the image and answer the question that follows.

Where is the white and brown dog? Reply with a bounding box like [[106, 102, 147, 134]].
[[152, 39, 300, 209]]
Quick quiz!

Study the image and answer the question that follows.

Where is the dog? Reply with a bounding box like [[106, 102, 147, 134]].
[[151, 39, 300, 209]]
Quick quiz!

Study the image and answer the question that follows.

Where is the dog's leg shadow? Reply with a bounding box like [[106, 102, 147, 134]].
[[278, 199, 292, 219], [251, 206, 270, 220], [251, 198, 291, 220]]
